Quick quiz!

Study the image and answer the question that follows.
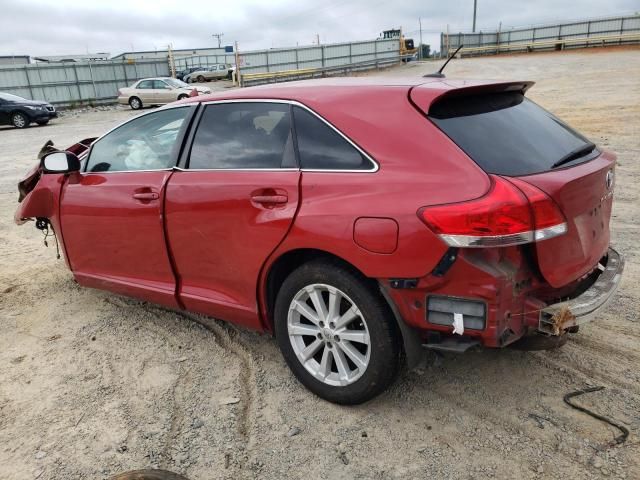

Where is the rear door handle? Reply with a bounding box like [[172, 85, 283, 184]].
[[251, 194, 288, 204], [132, 192, 159, 201]]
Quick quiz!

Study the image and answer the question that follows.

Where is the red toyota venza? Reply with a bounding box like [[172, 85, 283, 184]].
[[15, 77, 624, 404]]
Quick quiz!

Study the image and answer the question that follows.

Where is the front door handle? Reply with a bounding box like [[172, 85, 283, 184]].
[[251, 194, 288, 204], [132, 192, 159, 201]]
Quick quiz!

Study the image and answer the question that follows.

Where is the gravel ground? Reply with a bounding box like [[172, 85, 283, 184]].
[[1, 46, 639, 480]]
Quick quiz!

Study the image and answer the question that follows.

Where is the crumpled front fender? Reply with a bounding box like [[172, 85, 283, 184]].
[[14, 174, 65, 225]]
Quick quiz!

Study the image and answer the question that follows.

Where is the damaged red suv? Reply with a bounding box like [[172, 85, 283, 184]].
[[15, 78, 623, 404]]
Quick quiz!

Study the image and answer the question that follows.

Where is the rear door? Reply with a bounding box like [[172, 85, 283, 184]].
[[165, 101, 300, 329], [60, 105, 195, 306]]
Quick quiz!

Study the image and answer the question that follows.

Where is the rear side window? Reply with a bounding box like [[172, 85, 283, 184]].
[[429, 92, 595, 176], [293, 106, 374, 171], [189, 102, 294, 169], [137, 80, 153, 89]]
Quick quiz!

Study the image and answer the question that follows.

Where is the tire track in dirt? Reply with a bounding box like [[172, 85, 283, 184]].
[[161, 367, 193, 469], [178, 311, 257, 446], [530, 348, 640, 394]]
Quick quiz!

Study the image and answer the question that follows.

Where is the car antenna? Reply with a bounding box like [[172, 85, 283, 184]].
[[423, 44, 464, 78]]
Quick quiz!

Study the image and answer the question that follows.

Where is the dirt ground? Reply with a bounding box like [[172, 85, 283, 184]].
[[1, 47, 639, 480]]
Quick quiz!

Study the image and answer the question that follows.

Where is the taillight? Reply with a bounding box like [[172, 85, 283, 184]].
[[117, 89, 123, 96], [418, 175, 567, 248]]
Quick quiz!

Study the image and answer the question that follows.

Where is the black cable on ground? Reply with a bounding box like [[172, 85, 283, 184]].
[[563, 386, 629, 447]]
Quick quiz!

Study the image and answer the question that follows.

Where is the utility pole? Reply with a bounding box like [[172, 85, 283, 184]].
[[212, 33, 224, 48], [418, 17, 423, 60], [234, 40, 242, 87], [472, 0, 478, 32], [316, 34, 320, 45]]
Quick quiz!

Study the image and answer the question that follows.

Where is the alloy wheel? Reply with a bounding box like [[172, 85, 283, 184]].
[[12, 113, 27, 128], [287, 283, 371, 387]]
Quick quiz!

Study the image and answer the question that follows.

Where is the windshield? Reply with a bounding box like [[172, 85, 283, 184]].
[[0, 92, 27, 102], [164, 78, 190, 88], [429, 92, 596, 176]]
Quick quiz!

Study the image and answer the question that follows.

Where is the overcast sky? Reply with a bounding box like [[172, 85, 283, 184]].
[[0, 0, 637, 57]]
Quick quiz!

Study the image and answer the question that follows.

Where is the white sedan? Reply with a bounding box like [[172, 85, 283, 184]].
[[117, 78, 211, 110]]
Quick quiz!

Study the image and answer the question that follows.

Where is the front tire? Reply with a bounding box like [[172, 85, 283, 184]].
[[177, 94, 189, 100], [274, 261, 401, 404], [197, 75, 205, 83], [36, 119, 49, 126], [11, 112, 29, 128], [129, 96, 142, 110]]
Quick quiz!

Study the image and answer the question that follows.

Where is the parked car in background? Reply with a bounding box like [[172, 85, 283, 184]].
[[15, 78, 623, 405], [176, 67, 202, 81], [0, 92, 57, 128], [184, 64, 229, 83], [117, 78, 211, 110]]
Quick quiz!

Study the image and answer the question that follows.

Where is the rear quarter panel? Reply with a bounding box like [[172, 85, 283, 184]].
[[265, 87, 491, 279]]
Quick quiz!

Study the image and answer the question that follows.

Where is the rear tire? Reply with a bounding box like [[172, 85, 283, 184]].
[[274, 260, 401, 404], [177, 94, 189, 100], [11, 112, 29, 128], [128, 96, 142, 110]]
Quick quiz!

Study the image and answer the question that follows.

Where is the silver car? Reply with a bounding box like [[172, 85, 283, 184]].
[[185, 64, 230, 83], [117, 78, 211, 110]]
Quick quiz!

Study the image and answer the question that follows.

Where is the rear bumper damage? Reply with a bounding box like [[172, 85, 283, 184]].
[[383, 246, 624, 354], [538, 247, 624, 335]]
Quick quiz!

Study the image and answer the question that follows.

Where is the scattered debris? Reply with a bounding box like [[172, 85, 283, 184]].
[[528, 413, 559, 429], [220, 397, 240, 405], [10, 355, 26, 365], [563, 386, 629, 447], [34, 451, 47, 460], [549, 306, 576, 335], [192, 418, 204, 429], [286, 427, 301, 437], [338, 452, 349, 465], [108, 470, 190, 480]]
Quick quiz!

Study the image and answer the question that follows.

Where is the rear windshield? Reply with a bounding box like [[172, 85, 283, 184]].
[[429, 92, 596, 176]]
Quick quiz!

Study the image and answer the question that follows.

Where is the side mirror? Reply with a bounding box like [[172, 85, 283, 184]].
[[42, 151, 81, 173]]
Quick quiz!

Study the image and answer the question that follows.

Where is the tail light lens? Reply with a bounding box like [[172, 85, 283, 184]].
[[117, 89, 123, 96], [418, 175, 567, 248]]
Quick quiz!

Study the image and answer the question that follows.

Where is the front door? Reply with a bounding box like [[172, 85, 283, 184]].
[[153, 79, 174, 104], [135, 79, 155, 104], [60, 105, 195, 307], [165, 101, 300, 329]]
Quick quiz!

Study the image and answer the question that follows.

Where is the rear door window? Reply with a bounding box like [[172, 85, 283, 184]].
[[137, 80, 153, 89], [428, 92, 596, 176], [189, 102, 295, 169], [292, 106, 374, 171]]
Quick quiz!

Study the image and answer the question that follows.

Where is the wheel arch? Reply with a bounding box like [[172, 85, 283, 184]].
[[260, 247, 423, 368], [10, 109, 30, 121]]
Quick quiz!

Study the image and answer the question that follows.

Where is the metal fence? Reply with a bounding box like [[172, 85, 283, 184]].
[[176, 39, 400, 75], [442, 14, 640, 56], [0, 59, 169, 107], [0, 39, 399, 107]]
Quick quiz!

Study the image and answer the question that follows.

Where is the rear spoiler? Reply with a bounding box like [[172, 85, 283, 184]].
[[411, 81, 535, 115]]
